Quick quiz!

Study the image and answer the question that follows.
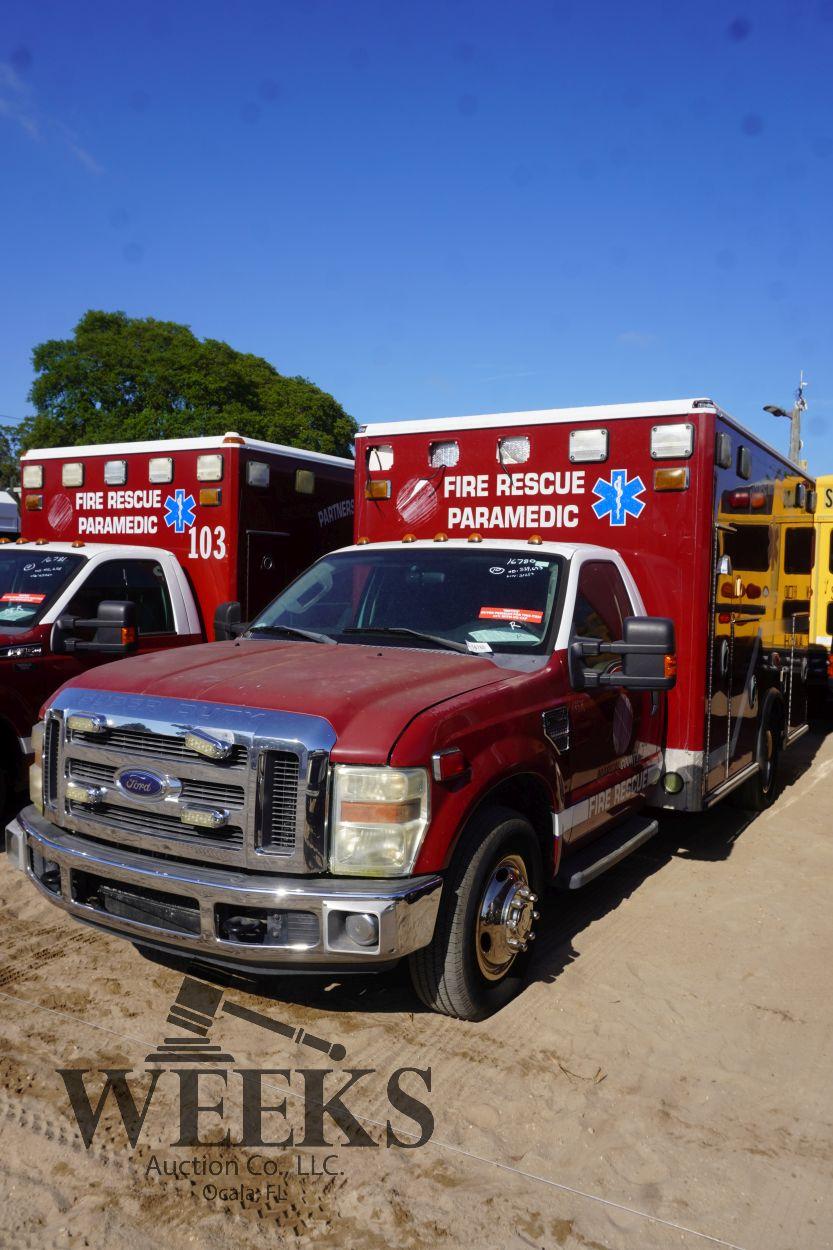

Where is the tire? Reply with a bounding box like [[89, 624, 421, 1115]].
[[734, 697, 783, 811], [409, 805, 543, 1021]]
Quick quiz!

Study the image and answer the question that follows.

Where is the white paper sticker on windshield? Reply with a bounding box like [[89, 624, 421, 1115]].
[[466, 640, 493, 654]]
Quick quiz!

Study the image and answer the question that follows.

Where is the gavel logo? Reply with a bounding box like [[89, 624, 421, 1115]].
[[145, 976, 347, 1065]]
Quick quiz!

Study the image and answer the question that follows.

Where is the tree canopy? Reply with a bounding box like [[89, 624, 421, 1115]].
[[21, 310, 356, 458], [0, 425, 21, 491]]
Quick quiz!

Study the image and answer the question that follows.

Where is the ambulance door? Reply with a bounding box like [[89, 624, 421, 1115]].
[[244, 530, 290, 619], [564, 559, 660, 844]]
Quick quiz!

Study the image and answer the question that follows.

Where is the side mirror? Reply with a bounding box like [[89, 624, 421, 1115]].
[[214, 600, 250, 641], [51, 600, 138, 656], [569, 616, 677, 692]]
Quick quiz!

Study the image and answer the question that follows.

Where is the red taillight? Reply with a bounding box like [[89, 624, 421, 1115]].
[[745, 583, 761, 599], [721, 582, 735, 597], [718, 612, 731, 624], [828, 654, 833, 679], [729, 490, 750, 508]]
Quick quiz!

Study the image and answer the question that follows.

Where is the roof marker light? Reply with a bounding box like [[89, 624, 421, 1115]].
[[35, 539, 48, 545], [71, 540, 85, 548], [356, 536, 370, 545], [222, 432, 245, 444], [468, 532, 483, 543], [433, 532, 448, 542], [402, 533, 417, 543], [528, 534, 543, 545]]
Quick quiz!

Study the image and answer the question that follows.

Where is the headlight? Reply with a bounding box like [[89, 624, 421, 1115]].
[[330, 765, 430, 876], [29, 720, 45, 813]]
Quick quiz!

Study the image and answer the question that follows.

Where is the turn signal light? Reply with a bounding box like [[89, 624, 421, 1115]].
[[664, 655, 677, 680], [181, 806, 229, 829], [199, 488, 222, 506], [750, 490, 767, 509], [66, 714, 106, 735], [121, 626, 137, 646], [365, 479, 391, 500], [340, 799, 422, 823], [25, 495, 43, 510], [653, 467, 690, 491]]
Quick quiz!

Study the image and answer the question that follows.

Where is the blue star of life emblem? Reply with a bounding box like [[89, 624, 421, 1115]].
[[163, 489, 197, 533], [591, 469, 646, 526]]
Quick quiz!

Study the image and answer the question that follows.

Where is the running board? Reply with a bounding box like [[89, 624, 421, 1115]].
[[556, 816, 659, 891]]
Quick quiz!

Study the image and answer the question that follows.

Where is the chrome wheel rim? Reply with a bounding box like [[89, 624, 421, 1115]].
[[475, 853, 539, 981]]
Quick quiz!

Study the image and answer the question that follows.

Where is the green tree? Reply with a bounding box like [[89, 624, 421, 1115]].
[[0, 424, 22, 490], [22, 310, 356, 458]]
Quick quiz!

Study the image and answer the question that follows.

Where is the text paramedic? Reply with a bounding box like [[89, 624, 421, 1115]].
[[444, 470, 585, 531], [75, 489, 162, 535]]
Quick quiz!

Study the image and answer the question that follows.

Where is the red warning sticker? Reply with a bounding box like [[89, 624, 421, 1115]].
[[0, 592, 46, 605], [478, 606, 544, 624]]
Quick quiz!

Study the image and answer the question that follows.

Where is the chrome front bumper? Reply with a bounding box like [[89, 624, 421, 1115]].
[[6, 807, 443, 970]]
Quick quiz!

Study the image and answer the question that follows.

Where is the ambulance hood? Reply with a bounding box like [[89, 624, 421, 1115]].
[[61, 637, 508, 762]]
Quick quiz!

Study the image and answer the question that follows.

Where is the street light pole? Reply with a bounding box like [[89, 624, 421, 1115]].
[[763, 371, 808, 467]]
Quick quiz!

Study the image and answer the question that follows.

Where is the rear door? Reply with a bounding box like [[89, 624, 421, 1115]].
[[244, 530, 291, 619], [564, 559, 661, 843]]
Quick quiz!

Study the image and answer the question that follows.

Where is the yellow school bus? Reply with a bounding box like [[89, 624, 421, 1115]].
[[812, 475, 833, 654], [717, 474, 815, 651]]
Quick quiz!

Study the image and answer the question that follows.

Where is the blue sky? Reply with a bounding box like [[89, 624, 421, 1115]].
[[1, 0, 832, 471]]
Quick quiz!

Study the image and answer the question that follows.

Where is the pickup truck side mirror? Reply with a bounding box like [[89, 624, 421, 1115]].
[[569, 616, 677, 692], [214, 600, 250, 641], [51, 600, 139, 656]]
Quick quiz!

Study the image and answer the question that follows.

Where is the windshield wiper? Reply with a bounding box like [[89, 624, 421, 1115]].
[[342, 626, 471, 655], [246, 624, 336, 645]]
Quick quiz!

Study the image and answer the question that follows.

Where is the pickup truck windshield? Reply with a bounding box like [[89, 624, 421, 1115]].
[[249, 548, 563, 653], [0, 551, 85, 629]]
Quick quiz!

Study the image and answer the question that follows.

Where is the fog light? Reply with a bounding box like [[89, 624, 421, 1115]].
[[29, 762, 43, 813], [67, 714, 106, 735], [65, 780, 106, 806], [181, 806, 229, 829], [184, 730, 232, 760], [662, 772, 684, 795], [344, 912, 379, 947]]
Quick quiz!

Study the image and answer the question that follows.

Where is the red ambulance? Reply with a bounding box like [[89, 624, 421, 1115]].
[[6, 399, 817, 1020], [0, 433, 353, 807]]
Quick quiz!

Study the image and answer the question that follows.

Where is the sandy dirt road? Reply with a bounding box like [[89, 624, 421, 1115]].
[[1, 726, 832, 1250]]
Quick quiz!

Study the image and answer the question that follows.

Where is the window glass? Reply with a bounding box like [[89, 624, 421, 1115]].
[[826, 602, 833, 634], [571, 560, 634, 672], [65, 560, 174, 634], [722, 525, 771, 573], [249, 548, 563, 653], [828, 532, 833, 576], [784, 527, 814, 575], [0, 551, 85, 628]]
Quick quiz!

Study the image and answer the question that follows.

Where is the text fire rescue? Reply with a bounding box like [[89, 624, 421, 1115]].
[[444, 470, 585, 531], [75, 490, 163, 535]]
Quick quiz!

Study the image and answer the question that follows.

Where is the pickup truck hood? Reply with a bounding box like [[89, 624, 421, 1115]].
[[61, 639, 506, 763]]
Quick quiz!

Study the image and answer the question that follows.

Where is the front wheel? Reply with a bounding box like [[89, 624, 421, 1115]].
[[409, 806, 543, 1020]]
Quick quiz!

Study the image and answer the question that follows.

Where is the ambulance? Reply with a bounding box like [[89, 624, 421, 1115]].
[[5, 399, 818, 1020], [0, 433, 353, 807]]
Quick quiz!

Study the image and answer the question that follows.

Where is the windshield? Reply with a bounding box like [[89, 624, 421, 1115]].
[[0, 551, 86, 629], [249, 548, 564, 654]]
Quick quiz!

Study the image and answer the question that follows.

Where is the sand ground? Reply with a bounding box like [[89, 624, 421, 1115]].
[[1, 726, 832, 1250]]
